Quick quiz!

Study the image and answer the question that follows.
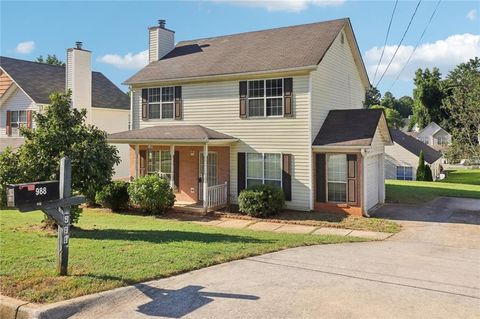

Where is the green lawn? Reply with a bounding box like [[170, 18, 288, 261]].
[[0, 209, 365, 304], [386, 170, 480, 204]]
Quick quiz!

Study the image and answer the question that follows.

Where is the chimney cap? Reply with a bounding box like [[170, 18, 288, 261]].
[[75, 41, 83, 50], [158, 19, 166, 28]]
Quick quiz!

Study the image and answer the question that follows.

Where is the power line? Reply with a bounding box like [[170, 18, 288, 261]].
[[375, 0, 422, 88], [389, 0, 442, 91], [372, 0, 399, 85]]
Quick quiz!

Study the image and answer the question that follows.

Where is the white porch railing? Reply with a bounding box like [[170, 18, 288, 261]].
[[207, 182, 228, 210]]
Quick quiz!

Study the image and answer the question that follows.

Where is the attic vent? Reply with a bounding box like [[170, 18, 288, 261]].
[[340, 33, 344, 45]]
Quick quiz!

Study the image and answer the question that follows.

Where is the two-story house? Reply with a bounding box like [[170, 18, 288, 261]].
[[416, 122, 451, 151], [109, 18, 393, 216], [0, 44, 130, 178]]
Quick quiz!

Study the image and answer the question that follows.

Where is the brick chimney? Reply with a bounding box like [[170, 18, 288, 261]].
[[66, 41, 92, 122], [148, 19, 175, 63]]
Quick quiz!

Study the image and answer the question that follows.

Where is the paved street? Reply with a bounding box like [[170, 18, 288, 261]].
[[73, 198, 480, 319]]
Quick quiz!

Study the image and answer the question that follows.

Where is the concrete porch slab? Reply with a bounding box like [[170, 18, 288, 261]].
[[247, 222, 283, 231], [348, 230, 392, 240], [313, 228, 352, 236], [274, 224, 316, 234]]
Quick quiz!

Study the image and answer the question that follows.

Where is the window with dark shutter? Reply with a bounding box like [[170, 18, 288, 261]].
[[315, 153, 326, 202], [139, 150, 147, 176], [141, 89, 148, 120], [239, 81, 247, 118], [282, 154, 292, 201], [283, 77, 293, 117], [6, 110, 11, 136], [347, 154, 358, 204], [174, 86, 182, 120], [237, 152, 246, 194], [27, 111, 32, 129]]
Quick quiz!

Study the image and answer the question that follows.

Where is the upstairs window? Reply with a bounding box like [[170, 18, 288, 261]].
[[147, 87, 174, 120], [10, 110, 27, 136], [247, 79, 283, 117]]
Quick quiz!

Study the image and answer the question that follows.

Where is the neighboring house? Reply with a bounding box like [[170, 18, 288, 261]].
[[385, 129, 443, 181], [0, 44, 130, 178], [109, 18, 393, 216], [416, 122, 451, 151]]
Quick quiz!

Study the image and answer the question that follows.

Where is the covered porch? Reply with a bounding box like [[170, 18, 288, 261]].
[[109, 125, 237, 212]]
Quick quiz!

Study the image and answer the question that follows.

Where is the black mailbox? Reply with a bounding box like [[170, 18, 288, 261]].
[[7, 181, 60, 209]]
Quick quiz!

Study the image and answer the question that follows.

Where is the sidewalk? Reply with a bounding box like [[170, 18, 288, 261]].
[[190, 218, 393, 240]]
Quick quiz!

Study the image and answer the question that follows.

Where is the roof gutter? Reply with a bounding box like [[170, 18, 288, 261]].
[[123, 65, 318, 86], [107, 138, 239, 145]]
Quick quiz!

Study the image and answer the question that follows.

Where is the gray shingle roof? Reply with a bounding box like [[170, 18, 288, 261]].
[[313, 109, 386, 147], [391, 129, 442, 164], [0, 56, 129, 110], [125, 18, 348, 84], [108, 125, 236, 142]]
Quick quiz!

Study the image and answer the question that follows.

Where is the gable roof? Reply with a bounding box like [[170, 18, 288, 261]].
[[417, 122, 451, 138], [125, 18, 365, 85], [391, 129, 443, 164], [313, 109, 390, 147], [0, 56, 129, 110], [108, 125, 236, 143]]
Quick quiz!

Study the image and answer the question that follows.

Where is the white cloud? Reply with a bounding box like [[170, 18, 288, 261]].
[[211, 0, 344, 12], [97, 50, 148, 70], [467, 9, 477, 21], [15, 41, 35, 54], [365, 33, 480, 83]]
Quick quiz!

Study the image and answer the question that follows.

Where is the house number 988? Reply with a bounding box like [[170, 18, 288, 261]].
[[35, 187, 47, 196]]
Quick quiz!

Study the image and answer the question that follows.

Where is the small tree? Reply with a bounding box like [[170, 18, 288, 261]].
[[416, 150, 426, 181], [370, 105, 405, 129], [424, 164, 433, 181], [36, 54, 65, 66]]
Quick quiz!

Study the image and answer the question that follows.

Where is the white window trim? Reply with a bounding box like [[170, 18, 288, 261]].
[[326, 154, 348, 204], [147, 150, 172, 178], [146, 86, 175, 121], [396, 166, 413, 180], [9, 110, 28, 137], [245, 153, 283, 189], [247, 78, 284, 118]]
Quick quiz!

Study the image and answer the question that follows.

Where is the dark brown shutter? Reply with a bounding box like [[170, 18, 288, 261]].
[[315, 153, 326, 202], [284, 78, 293, 117], [174, 151, 180, 191], [174, 86, 182, 120], [282, 154, 292, 201], [237, 152, 246, 195], [239, 81, 247, 118], [6, 110, 11, 136], [141, 89, 148, 120], [347, 154, 357, 204], [27, 110, 32, 129], [139, 150, 147, 176]]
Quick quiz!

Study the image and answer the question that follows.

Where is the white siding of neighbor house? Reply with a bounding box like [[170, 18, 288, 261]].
[[384, 142, 442, 181], [0, 86, 38, 139], [92, 107, 130, 179], [131, 75, 311, 210], [310, 28, 367, 140]]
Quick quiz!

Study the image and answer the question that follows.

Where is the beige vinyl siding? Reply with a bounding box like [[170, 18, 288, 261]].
[[157, 29, 175, 59], [385, 143, 421, 180], [310, 28, 367, 140], [370, 127, 386, 154], [0, 86, 38, 139], [149, 28, 158, 62], [132, 75, 311, 210]]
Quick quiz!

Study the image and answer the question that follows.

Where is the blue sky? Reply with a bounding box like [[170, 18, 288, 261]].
[[1, 0, 479, 98]]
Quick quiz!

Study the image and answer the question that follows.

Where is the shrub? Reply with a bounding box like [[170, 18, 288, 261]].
[[238, 184, 285, 218], [424, 164, 433, 181], [0, 147, 23, 208], [128, 175, 175, 214], [96, 181, 130, 210]]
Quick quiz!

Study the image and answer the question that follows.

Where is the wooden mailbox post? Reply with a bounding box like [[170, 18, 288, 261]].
[[6, 157, 85, 275]]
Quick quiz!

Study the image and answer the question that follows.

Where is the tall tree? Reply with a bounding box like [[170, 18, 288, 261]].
[[36, 54, 65, 66], [380, 91, 396, 109], [412, 67, 446, 130], [370, 105, 405, 129], [364, 86, 381, 108], [442, 57, 480, 162], [416, 150, 426, 181], [396, 96, 414, 118]]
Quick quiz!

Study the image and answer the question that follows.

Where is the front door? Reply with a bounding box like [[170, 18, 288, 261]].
[[198, 152, 218, 201]]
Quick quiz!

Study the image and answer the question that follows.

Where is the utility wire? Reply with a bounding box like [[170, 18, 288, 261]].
[[372, 0, 399, 85], [389, 0, 442, 91], [375, 0, 422, 88]]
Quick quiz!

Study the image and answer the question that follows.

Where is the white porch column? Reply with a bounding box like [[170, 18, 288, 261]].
[[134, 144, 139, 178], [170, 145, 175, 188], [203, 143, 208, 211]]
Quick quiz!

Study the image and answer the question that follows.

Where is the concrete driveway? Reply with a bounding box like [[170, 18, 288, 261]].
[[73, 197, 480, 319]]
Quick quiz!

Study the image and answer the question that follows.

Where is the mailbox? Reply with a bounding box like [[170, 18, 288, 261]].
[[7, 181, 60, 209]]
